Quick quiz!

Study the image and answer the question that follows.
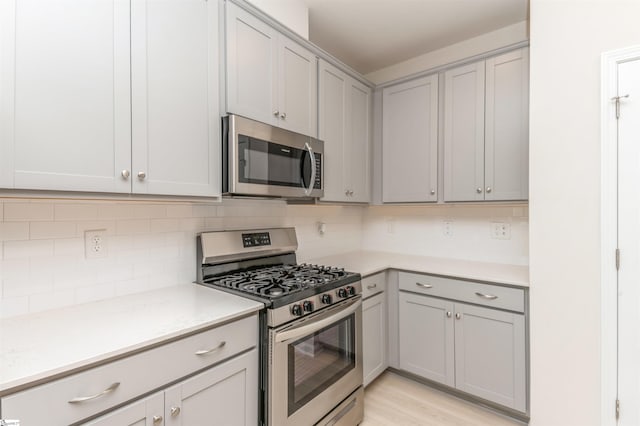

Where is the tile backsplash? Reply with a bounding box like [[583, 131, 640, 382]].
[[0, 198, 363, 318], [0, 198, 528, 318]]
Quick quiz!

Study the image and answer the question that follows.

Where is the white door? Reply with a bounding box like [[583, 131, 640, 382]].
[[382, 75, 438, 203], [617, 57, 640, 426], [0, 0, 131, 192], [443, 61, 485, 202], [318, 60, 347, 202], [131, 0, 220, 197], [225, 2, 278, 126]]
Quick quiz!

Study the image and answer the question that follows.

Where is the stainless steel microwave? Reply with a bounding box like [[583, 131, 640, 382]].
[[222, 114, 324, 198]]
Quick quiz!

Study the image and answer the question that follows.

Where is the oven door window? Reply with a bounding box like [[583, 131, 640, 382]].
[[238, 135, 313, 188], [287, 313, 356, 416]]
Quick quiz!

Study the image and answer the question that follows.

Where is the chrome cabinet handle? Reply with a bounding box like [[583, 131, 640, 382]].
[[280, 112, 287, 119], [170, 406, 181, 417], [68, 382, 120, 404], [121, 170, 130, 179], [152, 415, 163, 424], [349, 190, 354, 196], [138, 171, 146, 180], [476, 187, 482, 194], [416, 282, 433, 289], [367, 284, 377, 290], [345, 190, 350, 196], [486, 187, 492, 193], [430, 189, 436, 195], [195, 341, 226, 356], [475, 292, 498, 300], [304, 142, 316, 196], [273, 110, 279, 117], [455, 313, 461, 320], [446, 311, 452, 318]]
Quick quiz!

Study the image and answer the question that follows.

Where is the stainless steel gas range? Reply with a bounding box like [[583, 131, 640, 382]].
[[196, 228, 364, 426]]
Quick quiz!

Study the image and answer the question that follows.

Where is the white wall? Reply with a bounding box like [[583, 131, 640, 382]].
[[365, 21, 528, 85], [0, 198, 363, 318], [245, 0, 309, 39], [529, 1, 640, 425], [363, 205, 528, 265]]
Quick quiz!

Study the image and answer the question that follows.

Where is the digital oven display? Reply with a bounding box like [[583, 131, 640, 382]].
[[242, 232, 271, 248]]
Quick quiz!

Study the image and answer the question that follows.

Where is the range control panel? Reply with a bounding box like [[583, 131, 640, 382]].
[[242, 232, 272, 248]]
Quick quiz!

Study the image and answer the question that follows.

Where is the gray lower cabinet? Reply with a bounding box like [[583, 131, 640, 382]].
[[399, 291, 526, 412], [363, 292, 387, 386]]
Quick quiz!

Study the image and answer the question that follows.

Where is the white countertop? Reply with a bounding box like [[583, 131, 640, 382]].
[[306, 251, 529, 287], [0, 284, 263, 395]]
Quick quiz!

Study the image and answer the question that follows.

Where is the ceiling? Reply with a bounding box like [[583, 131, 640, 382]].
[[303, 0, 529, 75]]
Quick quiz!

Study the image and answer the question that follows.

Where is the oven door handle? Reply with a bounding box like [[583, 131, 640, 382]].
[[275, 298, 360, 343]]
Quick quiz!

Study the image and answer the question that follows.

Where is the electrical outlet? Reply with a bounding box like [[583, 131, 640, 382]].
[[491, 222, 511, 240], [442, 220, 453, 237], [85, 229, 108, 259]]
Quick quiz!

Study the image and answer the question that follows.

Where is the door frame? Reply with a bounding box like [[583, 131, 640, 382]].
[[600, 44, 640, 426]]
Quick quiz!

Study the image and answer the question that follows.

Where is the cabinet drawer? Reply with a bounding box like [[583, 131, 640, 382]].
[[362, 272, 386, 299], [1, 315, 257, 426], [398, 272, 524, 313]]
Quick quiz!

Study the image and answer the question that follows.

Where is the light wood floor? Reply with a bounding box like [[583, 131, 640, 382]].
[[360, 372, 525, 426]]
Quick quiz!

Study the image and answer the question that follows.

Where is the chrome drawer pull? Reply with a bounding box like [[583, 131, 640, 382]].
[[68, 382, 120, 404], [475, 292, 498, 300], [367, 284, 377, 290], [416, 282, 433, 289], [195, 341, 226, 356]]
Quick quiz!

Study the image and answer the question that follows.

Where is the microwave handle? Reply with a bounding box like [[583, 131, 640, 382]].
[[304, 142, 316, 196], [275, 298, 360, 343]]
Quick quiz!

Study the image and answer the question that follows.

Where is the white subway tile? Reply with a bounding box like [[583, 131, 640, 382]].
[[114, 277, 151, 297], [30, 221, 77, 240], [4, 202, 54, 221], [54, 238, 85, 256], [54, 204, 99, 221], [131, 204, 167, 219], [98, 204, 133, 219], [3, 240, 54, 259], [1, 259, 29, 281], [150, 219, 182, 233], [192, 205, 218, 218], [29, 289, 76, 313], [0, 296, 29, 318], [116, 219, 151, 235], [3, 278, 53, 298], [0, 222, 29, 241], [75, 283, 115, 304], [76, 221, 116, 237], [166, 204, 193, 218]]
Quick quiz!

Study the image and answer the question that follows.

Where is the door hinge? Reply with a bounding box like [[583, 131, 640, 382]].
[[616, 398, 620, 420], [612, 94, 630, 119], [616, 248, 620, 270]]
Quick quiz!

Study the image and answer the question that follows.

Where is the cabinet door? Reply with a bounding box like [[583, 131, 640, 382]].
[[485, 48, 529, 201], [318, 60, 348, 202], [226, 3, 278, 126], [84, 392, 164, 426], [454, 303, 526, 412], [443, 61, 485, 201], [398, 292, 454, 386], [164, 349, 258, 426], [278, 37, 317, 136], [363, 292, 387, 386], [0, 0, 131, 192], [130, 0, 220, 197], [346, 79, 371, 203], [382, 75, 439, 203]]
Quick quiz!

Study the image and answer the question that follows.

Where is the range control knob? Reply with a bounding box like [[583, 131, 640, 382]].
[[337, 288, 348, 298], [346, 286, 356, 296], [291, 304, 303, 316], [321, 294, 333, 304], [303, 301, 314, 312]]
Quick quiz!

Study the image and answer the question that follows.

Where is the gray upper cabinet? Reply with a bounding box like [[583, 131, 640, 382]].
[[226, 2, 317, 137], [0, 0, 220, 196], [318, 60, 371, 203], [444, 47, 529, 202], [382, 75, 439, 203]]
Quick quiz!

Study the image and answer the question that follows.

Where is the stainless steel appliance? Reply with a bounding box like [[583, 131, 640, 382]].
[[196, 228, 363, 426], [222, 114, 324, 198]]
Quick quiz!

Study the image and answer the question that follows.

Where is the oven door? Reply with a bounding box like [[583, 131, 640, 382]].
[[268, 297, 363, 426]]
